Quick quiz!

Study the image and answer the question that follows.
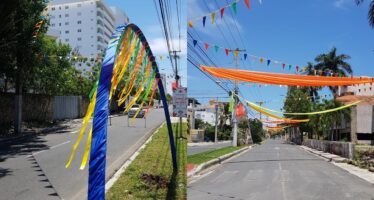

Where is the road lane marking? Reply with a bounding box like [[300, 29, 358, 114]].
[[27, 140, 71, 157]]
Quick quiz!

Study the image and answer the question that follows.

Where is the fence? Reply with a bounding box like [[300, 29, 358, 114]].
[[303, 139, 355, 159]]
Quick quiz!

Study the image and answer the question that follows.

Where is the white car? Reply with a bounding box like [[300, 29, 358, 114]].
[[128, 104, 145, 118]]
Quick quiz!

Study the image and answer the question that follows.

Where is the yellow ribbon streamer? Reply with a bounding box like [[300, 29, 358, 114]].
[[79, 127, 92, 170], [66, 91, 97, 168]]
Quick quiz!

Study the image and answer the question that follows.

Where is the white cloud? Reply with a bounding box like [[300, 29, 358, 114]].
[[333, 0, 348, 9], [148, 37, 187, 56]]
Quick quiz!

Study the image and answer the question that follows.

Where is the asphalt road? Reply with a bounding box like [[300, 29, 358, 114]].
[[188, 141, 232, 155], [0, 108, 165, 200], [188, 139, 374, 200]]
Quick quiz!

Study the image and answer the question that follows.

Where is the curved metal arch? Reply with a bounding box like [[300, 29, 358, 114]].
[[88, 23, 176, 200]]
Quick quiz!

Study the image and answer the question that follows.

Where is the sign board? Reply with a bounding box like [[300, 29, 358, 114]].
[[172, 87, 188, 117]]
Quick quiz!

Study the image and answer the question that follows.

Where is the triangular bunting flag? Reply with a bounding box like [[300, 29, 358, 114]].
[[159, 56, 163, 61], [188, 20, 193, 28], [244, 53, 248, 60], [225, 48, 229, 56], [233, 50, 239, 59], [231, 2, 237, 14], [267, 59, 271, 66], [282, 63, 285, 69], [259, 58, 264, 63], [288, 65, 292, 70], [204, 43, 209, 50], [214, 45, 219, 52], [211, 12, 216, 24], [193, 40, 197, 47], [220, 8, 225, 18], [202, 16, 206, 27], [244, 0, 250, 10], [296, 66, 299, 72]]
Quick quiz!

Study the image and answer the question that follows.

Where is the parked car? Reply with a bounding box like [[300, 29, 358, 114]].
[[128, 104, 145, 118]]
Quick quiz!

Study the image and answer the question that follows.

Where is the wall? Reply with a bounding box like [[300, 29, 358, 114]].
[[0, 93, 89, 132], [303, 139, 355, 159]]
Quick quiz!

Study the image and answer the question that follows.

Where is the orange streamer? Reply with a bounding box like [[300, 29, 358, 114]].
[[200, 65, 374, 86]]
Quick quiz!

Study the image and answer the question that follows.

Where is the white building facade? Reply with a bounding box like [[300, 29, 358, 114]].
[[46, 0, 129, 60]]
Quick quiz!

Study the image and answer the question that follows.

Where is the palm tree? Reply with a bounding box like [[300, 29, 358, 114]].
[[355, 0, 374, 28], [314, 47, 353, 98], [302, 62, 321, 102]]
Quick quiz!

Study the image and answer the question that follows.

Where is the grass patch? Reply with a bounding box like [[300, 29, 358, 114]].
[[187, 146, 245, 165], [106, 122, 187, 200]]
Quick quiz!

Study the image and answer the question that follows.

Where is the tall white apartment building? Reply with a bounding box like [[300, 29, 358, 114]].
[[46, 0, 129, 60]]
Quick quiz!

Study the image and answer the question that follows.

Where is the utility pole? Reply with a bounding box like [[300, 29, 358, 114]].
[[230, 48, 246, 147], [255, 101, 265, 121], [214, 97, 219, 143], [170, 50, 182, 140]]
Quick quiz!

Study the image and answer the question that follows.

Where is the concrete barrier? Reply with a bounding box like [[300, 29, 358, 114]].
[[303, 139, 355, 159]]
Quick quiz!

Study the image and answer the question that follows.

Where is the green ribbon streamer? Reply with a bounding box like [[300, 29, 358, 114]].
[[248, 100, 361, 116], [229, 92, 234, 112]]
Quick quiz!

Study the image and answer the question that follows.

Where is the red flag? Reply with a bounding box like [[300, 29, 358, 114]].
[[204, 43, 209, 50], [244, 0, 250, 10], [172, 82, 178, 90], [225, 48, 229, 56], [236, 103, 245, 117], [282, 63, 285, 69], [220, 8, 225, 18], [296, 66, 299, 72]]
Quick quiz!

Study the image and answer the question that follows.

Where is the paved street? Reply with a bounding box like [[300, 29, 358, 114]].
[[188, 139, 374, 200], [188, 141, 232, 155], [0, 108, 165, 200]]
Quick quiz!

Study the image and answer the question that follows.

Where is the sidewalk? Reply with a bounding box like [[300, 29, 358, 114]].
[[0, 113, 127, 144], [188, 140, 231, 147], [300, 145, 374, 184]]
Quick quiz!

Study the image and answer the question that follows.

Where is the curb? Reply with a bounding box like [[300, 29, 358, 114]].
[[0, 125, 68, 145], [187, 146, 251, 178], [300, 146, 346, 163]]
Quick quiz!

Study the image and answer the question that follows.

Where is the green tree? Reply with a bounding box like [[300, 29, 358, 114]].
[[355, 0, 374, 27], [302, 62, 321, 102], [314, 47, 352, 98]]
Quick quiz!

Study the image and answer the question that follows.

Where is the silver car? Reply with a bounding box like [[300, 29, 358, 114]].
[[128, 104, 145, 118]]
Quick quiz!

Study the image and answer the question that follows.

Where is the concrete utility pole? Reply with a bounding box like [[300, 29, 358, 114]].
[[230, 48, 246, 147], [214, 97, 219, 143], [170, 50, 182, 140], [255, 101, 265, 121]]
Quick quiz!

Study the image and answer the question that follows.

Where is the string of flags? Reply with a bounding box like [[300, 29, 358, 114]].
[[190, 38, 351, 76], [188, 0, 250, 28]]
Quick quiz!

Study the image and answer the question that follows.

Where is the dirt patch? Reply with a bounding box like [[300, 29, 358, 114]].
[[140, 173, 169, 189]]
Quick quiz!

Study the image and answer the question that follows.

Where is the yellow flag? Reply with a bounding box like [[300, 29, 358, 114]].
[[160, 55, 163, 61], [260, 58, 264, 63], [233, 50, 239, 59], [211, 12, 216, 24], [188, 20, 193, 28]]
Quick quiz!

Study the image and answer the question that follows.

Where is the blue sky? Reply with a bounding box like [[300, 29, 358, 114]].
[[187, 0, 374, 118], [104, 0, 187, 94]]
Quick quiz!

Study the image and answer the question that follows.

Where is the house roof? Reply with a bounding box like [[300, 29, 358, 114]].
[[336, 95, 374, 105]]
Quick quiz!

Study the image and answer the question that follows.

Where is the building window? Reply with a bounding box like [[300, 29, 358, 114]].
[[77, 3, 82, 7], [77, 29, 82, 32], [65, 5, 69, 9], [65, 22, 69, 25], [77, 37, 82, 41], [51, 7, 55, 11], [77, 20, 82, 24], [65, 14, 69, 17], [59, 14, 61, 18], [59, 23, 61, 26], [65, 30, 69, 34], [65, 38, 69, 42], [59, 6, 61, 10], [51, 23, 55, 27]]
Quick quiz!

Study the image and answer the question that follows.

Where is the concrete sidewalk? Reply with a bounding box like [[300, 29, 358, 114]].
[[300, 145, 374, 184]]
